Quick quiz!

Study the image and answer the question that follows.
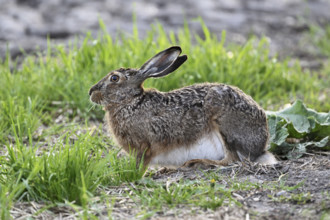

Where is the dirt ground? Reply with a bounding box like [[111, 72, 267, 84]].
[[11, 152, 330, 219], [143, 153, 330, 219]]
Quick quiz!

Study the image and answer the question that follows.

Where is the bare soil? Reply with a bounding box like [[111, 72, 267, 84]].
[[146, 153, 330, 220]]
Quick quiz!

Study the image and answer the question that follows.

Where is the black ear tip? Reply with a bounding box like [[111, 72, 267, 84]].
[[177, 55, 188, 64], [168, 46, 182, 53], [180, 54, 188, 61]]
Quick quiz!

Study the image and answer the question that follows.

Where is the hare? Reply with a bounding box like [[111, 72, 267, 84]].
[[89, 46, 277, 169]]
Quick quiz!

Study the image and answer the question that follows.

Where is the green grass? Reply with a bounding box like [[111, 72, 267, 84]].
[[269, 192, 312, 205], [0, 19, 329, 218], [129, 178, 241, 212], [0, 20, 328, 142], [0, 125, 145, 218], [311, 24, 330, 57], [310, 24, 330, 104], [127, 174, 310, 214]]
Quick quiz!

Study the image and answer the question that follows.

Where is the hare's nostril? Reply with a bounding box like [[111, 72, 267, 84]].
[[89, 83, 104, 96]]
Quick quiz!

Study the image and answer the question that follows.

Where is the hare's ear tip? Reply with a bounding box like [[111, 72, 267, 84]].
[[168, 46, 182, 51], [181, 54, 188, 60]]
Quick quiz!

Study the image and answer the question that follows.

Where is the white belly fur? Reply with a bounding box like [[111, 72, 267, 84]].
[[150, 131, 225, 166]]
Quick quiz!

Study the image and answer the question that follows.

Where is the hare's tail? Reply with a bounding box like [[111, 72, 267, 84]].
[[255, 151, 277, 165]]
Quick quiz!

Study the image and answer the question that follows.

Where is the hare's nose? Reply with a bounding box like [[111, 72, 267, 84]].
[[89, 84, 101, 96]]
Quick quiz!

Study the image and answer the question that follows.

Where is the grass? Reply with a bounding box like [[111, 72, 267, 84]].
[[0, 125, 145, 218], [127, 173, 311, 214], [311, 24, 330, 57], [311, 24, 330, 103], [0, 20, 329, 142], [0, 19, 329, 218], [269, 192, 312, 205], [129, 178, 240, 212]]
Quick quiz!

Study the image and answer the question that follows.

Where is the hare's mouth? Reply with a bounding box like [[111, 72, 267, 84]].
[[90, 91, 103, 105]]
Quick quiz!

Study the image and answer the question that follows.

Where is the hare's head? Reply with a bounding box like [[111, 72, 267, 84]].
[[89, 46, 187, 106]]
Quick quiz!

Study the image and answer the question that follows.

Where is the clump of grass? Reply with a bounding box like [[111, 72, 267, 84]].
[[102, 149, 146, 186], [0, 126, 145, 206], [0, 182, 25, 219], [0, 97, 44, 142]]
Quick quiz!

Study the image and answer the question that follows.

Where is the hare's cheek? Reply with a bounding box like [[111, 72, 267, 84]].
[[90, 91, 103, 104]]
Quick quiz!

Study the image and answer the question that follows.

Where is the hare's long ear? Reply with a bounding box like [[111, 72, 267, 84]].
[[139, 46, 187, 78]]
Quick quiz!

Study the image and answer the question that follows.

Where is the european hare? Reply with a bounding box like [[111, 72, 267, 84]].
[[89, 46, 277, 169]]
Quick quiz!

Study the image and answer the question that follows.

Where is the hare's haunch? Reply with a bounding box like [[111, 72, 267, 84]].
[[89, 46, 277, 168]]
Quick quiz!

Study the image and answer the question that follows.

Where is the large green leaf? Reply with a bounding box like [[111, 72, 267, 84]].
[[266, 100, 330, 159], [267, 115, 288, 146]]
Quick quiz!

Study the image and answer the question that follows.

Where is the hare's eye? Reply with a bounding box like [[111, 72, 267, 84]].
[[110, 75, 119, 82]]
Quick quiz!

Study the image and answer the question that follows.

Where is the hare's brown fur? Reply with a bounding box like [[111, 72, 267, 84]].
[[89, 46, 276, 168]]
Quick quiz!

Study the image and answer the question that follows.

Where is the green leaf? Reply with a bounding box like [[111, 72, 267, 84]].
[[267, 100, 330, 159], [277, 100, 314, 133], [267, 115, 289, 146]]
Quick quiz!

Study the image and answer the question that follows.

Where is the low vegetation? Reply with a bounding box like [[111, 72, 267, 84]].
[[0, 20, 329, 219]]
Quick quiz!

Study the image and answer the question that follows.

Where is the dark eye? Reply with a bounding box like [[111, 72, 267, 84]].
[[110, 75, 119, 82]]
